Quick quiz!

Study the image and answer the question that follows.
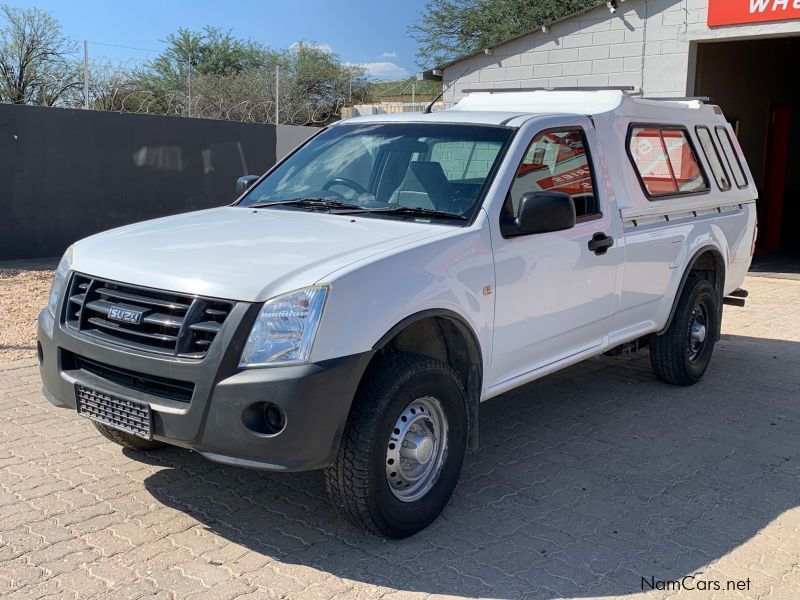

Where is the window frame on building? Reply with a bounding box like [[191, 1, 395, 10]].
[[626, 123, 711, 201]]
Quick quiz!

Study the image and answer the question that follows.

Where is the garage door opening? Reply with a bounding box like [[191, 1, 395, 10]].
[[694, 37, 800, 269]]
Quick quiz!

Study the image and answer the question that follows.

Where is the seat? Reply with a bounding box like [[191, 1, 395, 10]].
[[390, 161, 458, 210]]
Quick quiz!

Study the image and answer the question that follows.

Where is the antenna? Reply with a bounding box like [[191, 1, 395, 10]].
[[424, 67, 469, 114]]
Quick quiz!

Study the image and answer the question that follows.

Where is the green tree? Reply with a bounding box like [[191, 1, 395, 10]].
[[0, 4, 80, 105], [146, 27, 266, 88], [134, 26, 268, 112], [410, 0, 598, 67], [190, 42, 370, 125], [135, 31, 371, 125], [286, 41, 371, 122]]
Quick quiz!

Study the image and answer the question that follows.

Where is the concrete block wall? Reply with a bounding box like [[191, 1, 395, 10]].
[[441, 0, 800, 103], [430, 141, 502, 180]]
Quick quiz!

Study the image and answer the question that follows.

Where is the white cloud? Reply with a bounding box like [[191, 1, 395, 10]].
[[349, 61, 410, 80], [380, 51, 398, 58], [290, 41, 333, 53]]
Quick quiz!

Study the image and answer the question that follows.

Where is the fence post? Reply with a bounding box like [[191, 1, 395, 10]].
[[187, 57, 192, 117], [275, 64, 280, 124], [83, 40, 89, 110]]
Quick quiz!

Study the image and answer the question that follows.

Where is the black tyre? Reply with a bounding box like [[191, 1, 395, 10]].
[[651, 276, 720, 386], [93, 422, 166, 451], [325, 352, 468, 538]]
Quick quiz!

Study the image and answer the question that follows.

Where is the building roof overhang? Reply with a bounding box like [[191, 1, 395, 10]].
[[420, 1, 609, 81]]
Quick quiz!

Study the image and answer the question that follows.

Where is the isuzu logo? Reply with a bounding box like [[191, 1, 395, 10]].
[[107, 307, 144, 325]]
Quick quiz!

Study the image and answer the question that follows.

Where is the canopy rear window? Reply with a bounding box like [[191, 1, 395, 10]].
[[627, 126, 709, 199]]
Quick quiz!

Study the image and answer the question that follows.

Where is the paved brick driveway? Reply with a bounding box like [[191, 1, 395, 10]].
[[1, 276, 799, 599]]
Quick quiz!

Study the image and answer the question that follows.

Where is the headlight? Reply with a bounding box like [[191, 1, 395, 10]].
[[239, 286, 328, 367], [46, 246, 74, 318]]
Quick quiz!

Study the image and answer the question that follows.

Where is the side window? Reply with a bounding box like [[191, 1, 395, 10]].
[[508, 129, 598, 219], [628, 126, 709, 199], [715, 126, 748, 188], [696, 126, 731, 191]]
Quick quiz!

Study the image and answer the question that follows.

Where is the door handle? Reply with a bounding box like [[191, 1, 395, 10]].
[[588, 232, 614, 256]]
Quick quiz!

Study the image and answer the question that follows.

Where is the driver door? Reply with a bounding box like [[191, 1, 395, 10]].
[[488, 118, 621, 393]]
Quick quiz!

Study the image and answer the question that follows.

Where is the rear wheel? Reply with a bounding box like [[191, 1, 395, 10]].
[[93, 422, 165, 451], [325, 352, 467, 538], [651, 276, 720, 386]]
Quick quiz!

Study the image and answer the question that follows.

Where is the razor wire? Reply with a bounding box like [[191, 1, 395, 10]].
[[77, 69, 358, 126]]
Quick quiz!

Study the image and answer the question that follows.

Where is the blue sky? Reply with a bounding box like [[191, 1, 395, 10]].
[[9, 0, 430, 79]]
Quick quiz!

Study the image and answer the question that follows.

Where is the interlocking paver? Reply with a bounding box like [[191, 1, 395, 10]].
[[1, 275, 799, 598]]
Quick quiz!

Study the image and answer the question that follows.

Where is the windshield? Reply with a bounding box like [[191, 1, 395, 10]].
[[238, 122, 514, 223]]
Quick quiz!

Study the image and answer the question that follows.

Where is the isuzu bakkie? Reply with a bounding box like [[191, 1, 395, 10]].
[[38, 90, 757, 537]]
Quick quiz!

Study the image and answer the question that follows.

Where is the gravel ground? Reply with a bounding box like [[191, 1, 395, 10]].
[[0, 260, 55, 362]]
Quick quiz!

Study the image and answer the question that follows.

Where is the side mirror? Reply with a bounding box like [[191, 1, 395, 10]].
[[503, 191, 576, 237], [236, 175, 260, 196]]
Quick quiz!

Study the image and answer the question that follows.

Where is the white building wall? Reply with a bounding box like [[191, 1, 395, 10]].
[[442, 0, 800, 103]]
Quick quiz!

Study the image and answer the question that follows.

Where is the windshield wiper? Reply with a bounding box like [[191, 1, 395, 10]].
[[249, 198, 363, 211], [343, 206, 468, 221], [249, 199, 467, 221]]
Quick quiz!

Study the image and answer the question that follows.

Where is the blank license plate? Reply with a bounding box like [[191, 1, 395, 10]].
[[75, 384, 152, 440]]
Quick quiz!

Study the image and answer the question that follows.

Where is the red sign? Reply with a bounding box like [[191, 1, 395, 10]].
[[708, 0, 800, 27], [537, 166, 593, 196]]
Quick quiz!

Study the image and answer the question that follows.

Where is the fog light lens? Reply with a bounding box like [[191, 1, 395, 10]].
[[264, 404, 285, 433], [242, 401, 286, 436]]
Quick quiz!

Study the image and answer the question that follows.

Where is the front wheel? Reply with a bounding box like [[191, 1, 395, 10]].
[[650, 276, 720, 386], [325, 353, 468, 538]]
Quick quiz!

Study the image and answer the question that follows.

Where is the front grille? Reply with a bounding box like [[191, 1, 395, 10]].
[[65, 274, 233, 359], [75, 384, 152, 439], [64, 351, 194, 403]]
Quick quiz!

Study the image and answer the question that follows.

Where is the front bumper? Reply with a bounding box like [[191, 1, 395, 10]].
[[37, 306, 372, 471]]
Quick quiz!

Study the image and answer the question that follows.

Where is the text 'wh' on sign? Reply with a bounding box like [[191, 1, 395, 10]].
[[708, 0, 800, 27]]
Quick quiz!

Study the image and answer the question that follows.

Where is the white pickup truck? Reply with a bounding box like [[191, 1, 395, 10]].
[[38, 90, 757, 538]]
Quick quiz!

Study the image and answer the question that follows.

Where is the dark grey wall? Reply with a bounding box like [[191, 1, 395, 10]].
[[0, 104, 317, 260]]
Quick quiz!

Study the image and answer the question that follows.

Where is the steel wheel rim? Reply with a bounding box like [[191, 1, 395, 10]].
[[385, 396, 448, 502], [688, 303, 709, 363]]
